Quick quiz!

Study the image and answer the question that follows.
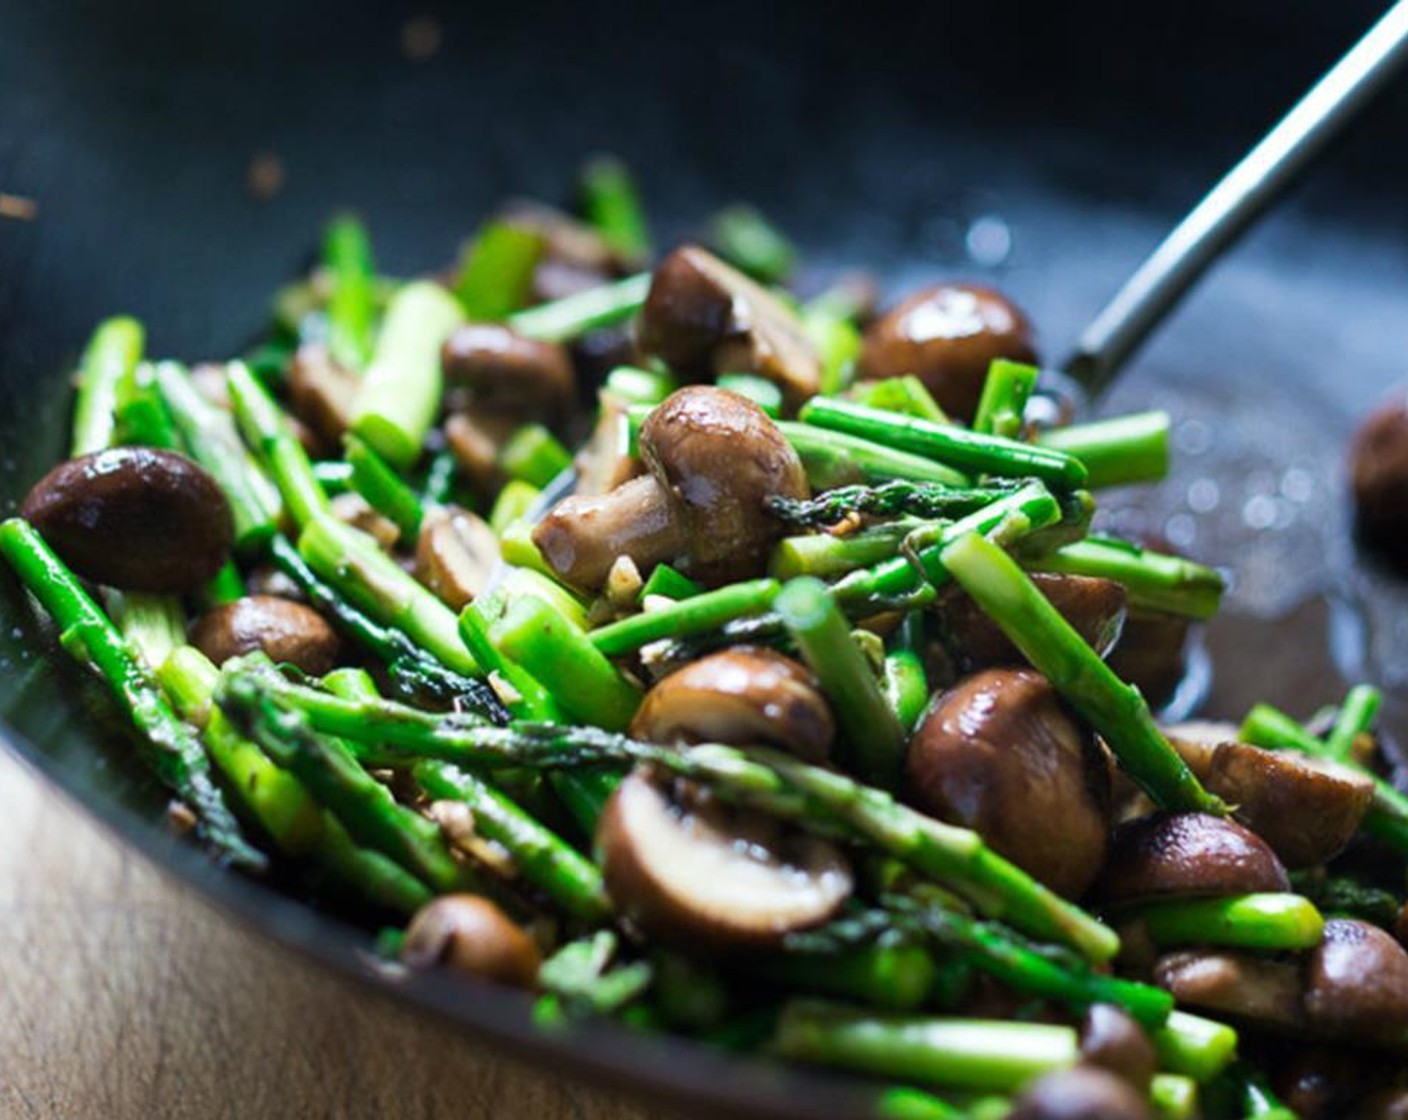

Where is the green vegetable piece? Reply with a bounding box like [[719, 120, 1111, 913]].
[[72, 316, 145, 456], [454, 220, 546, 321]]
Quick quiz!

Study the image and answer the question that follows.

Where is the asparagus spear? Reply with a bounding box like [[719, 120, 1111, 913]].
[[716, 372, 784, 418], [579, 155, 651, 260], [853, 376, 948, 422], [708, 204, 795, 284], [1023, 535, 1225, 620], [351, 280, 464, 469], [322, 212, 377, 370], [71, 316, 145, 456], [1290, 873, 1402, 927], [802, 301, 862, 396], [115, 359, 180, 450], [454, 220, 546, 320], [508, 273, 651, 343], [345, 433, 426, 541], [638, 562, 703, 602], [500, 423, 572, 488], [767, 481, 1021, 529], [109, 591, 187, 671], [1151, 1074, 1200, 1120], [771, 521, 924, 581], [971, 359, 1039, 439], [590, 577, 781, 657], [773, 1000, 1079, 1093], [0, 518, 262, 870], [156, 360, 284, 549], [1150, 1011, 1239, 1083], [1324, 683, 1382, 762], [1121, 892, 1325, 952], [776, 420, 970, 488], [217, 670, 1119, 961], [882, 613, 931, 733], [799, 397, 1087, 489], [1037, 410, 1170, 489], [226, 360, 330, 529], [941, 531, 1224, 815]]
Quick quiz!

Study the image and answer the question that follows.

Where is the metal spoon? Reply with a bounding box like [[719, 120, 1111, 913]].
[[1064, 0, 1408, 397]]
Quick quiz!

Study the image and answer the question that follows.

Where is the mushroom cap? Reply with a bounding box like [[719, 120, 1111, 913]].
[[401, 894, 541, 989], [21, 447, 234, 594], [858, 282, 1039, 424], [629, 647, 835, 763], [1304, 919, 1408, 1049], [1007, 1067, 1151, 1120], [288, 343, 358, 453], [1351, 396, 1408, 567], [639, 386, 808, 586], [934, 573, 1128, 671], [1079, 1004, 1157, 1094], [440, 323, 575, 425], [414, 505, 501, 611], [905, 668, 1111, 899], [190, 595, 339, 677], [1166, 735, 1373, 869], [597, 770, 853, 949], [639, 246, 821, 408], [1096, 811, 1289, 905], [1153, 949, 1304, 1031]]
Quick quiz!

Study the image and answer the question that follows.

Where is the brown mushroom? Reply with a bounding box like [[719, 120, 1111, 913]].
[[21, 447, 234, 593], [1079, 1005, 1156, 1094], [440, 323, 575, 427], [638, 246, 821, 409], [288, 343, 359, 452], [499, 199, 640, 277], [1164, 732, 1373, 869], [190, 595, 339, 676], [933, 573, 1127, 671], [444, 409, 518, 497], [596, 770, 852, 949], [1351, 395, 1408, 569], [629, 647, 835, 763], [330, 492, 400, 551], [904, 668, 1111, 899], [534, 386, 808, 590], [1153, 949, 1304, 1030], [400, 894, 541, 989], [1303, 918, 1408, 1049], [1007, 1067, 1151, 1120], [858, 282, 1039, 424], [1106, 609, 1193, 712], [1097, 812, 1290, 905], [414, 505, 501, 611]]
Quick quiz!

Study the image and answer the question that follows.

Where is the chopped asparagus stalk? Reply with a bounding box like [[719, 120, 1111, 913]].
[[72, 316, 145, 456], [971, 359, 1039, 439], [1150, 1011, 1239, 1083], [454, 220, 546, 320], [508, 272, 650, 343], [708, 204, 795, 284], [322, 212, 377, 370], [1037, 410, 1170, 489], [1324, 683, 1382, 762], [853, 376, 948, 422], [1123, 892, 1325, 952], [767, 481, 1020, 529], [227, 360, 330, 529], [590, 577, 781, 657], [579, 155, 651, 260], [500, 423, 572, 488], [1024, 535, 1224, 620], [345, 433, 426, 541]]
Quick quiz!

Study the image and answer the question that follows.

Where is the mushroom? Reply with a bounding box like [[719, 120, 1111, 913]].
[[330, 492, 401, 551], [1096, 812, 1290, 905], [1303, 918, 1408, 1049], [288, 343, 359, 452], [21, 447, 234, 593], [1163, 731, 1373, 869], [1006, 1067, 1151, 1120], [904, 668, 1111, 899], [1106, 609, 1193, 712], [189, 595, 339, 676], [596, 770, 852, 949], [629, 647, 835, 763], [1351, 395, 1408, 569], [858, 282, 1039, 424], [499, 199, 641, 278], [1154, 949, 1305, 1030], [638, 246, 821, 409], [440, 323, 575, 428], [414, 505, 501, 611], [533, 386, 808, 590], [1078, 1004, 1156, 1093], [933, 573, 1127, 671], [400, 894, 541, 989], [445, 409, 514, 496]]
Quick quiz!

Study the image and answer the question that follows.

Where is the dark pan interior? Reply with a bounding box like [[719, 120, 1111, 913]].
[[4, 2, 1408, 1115]]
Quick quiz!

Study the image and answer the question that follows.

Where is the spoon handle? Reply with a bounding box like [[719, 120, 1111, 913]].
[[1065, 0, 1408, 395]]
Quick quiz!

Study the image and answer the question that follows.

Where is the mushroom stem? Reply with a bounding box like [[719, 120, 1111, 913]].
[[940, 530, 1224, 816], [71, 315, 145, 457], [227, 360, 332, 530], [1037, 411, 1171, 489], [1122, 893, 1325, 953], [534, 474, 687, 591], [0, 518, 263, 870], [772, 1000, 1080, 1094], [590, 577, 781, 657]]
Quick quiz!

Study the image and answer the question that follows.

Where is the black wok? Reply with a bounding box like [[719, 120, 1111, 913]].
[[4, 2, 1408, 1115]]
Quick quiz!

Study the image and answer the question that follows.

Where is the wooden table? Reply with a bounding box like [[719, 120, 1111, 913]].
[[0, 748, 658, 1119]]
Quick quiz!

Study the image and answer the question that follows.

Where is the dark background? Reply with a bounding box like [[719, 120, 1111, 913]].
[[2, 3, 1407, 1115]]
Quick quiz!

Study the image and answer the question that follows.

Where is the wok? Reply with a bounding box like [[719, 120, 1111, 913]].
[[4, 2, 1408, 1115]]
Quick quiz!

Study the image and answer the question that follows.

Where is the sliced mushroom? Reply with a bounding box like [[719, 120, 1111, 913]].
[[629, 647, 835, 763], [1007, 1068, 1151, 1120], [858, 282, 1039, 423], [1106, 608, 1192, 712], [189, 595, 339, 676], [441, 323, 575, 427], [414, 505, 501, 611], [330, 491, 400, 551], [289, 343, 359, 452], [401, 894, 541, 989], [597, 770, 852, 949], [1351, 395, 1408, 569], [1079, 1005, 1157, 1094], [21, 447, 234, 593], [638, 246, 821, 409], [904, 668, 1111, 898], [933, 573, 1127, 671], [534, 386, 807, 589], [1097, 812, 1290, 905], [445, 409, 515, 496], [1165, 734, 1373, 869], [1154, 949, 1305, 1030], [1303, 918, 1408, 1049]]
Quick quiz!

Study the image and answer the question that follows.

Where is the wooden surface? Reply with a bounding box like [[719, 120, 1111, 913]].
[[0, 748, 660, 1119]]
